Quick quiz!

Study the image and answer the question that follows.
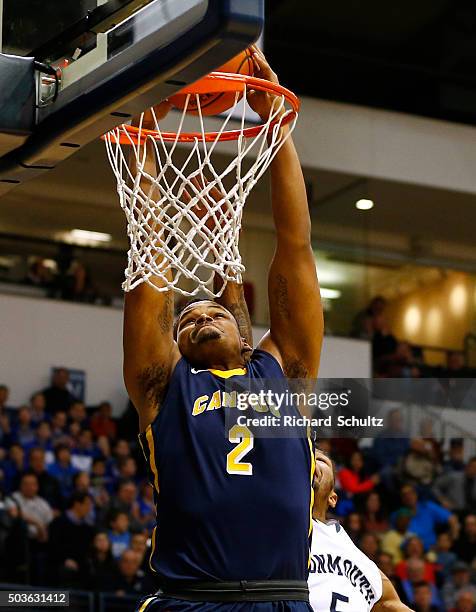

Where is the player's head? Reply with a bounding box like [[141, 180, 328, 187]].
[[312, 449, 338, 517], [174, 300, 251, 367]]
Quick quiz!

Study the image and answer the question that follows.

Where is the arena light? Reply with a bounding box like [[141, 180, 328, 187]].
[[70, 229, 112, 243], [320, 287, 341, 299], [355, 199, 374, 211]]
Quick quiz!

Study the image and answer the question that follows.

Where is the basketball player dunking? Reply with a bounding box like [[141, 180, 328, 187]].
[[126, 47, 323, 611], [309, 451, 414, 612]]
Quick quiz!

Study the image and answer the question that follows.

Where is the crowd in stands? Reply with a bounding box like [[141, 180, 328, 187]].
[[0, 373, 152, 597], [24, 256, 99, 304], [352, 296, 475, 381], [1, 373, 476, 611], [320, 411, 476, 612]]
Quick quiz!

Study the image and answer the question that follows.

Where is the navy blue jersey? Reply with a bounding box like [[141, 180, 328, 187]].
[[138, 349, 314, 582]]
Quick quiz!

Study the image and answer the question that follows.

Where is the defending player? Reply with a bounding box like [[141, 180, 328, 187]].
[[309, 450, 414, 612], [125, 47, 323, 610]]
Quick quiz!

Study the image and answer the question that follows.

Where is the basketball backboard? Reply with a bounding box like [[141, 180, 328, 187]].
[[0, 0, 263, 193]]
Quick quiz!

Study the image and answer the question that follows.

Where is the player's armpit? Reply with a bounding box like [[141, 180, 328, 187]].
[[372, 572, 414, 612]]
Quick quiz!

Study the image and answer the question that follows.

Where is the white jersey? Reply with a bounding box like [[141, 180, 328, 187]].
[[308, 519, 382, 612]]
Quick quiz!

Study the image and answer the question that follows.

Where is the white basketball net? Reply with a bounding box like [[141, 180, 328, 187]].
[[104, 84, 297, 297]]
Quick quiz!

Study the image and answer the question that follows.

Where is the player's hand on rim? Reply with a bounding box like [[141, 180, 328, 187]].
[[247, 45, 283, 121]]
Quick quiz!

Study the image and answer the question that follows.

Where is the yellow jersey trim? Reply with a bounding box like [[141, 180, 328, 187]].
[[208, 367, 247, 378], [138, 595, 157, 611], [145, 424, 160, 495], [307, 435, 316, 567], [148, 525, 157, 574]]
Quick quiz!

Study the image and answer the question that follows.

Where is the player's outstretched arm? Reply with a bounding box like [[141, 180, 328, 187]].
[[123, 102, 181, 432], [372, 572, 414, 612], [248, 48, 323, 378]]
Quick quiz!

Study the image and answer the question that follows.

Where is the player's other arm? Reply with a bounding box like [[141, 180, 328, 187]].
[[372, 572, 414, 612], [123, 103, 181, 432], [249, 49, 323, 378]]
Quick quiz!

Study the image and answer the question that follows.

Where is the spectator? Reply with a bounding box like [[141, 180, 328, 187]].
[[71, 429, 97, 472], [25, 258, 52, 288], [452, 590, 476, 612], [412, 581, 441, 612], [452, 514, 476, 565], [71, 472, 95, 524], [338, 451, 379, 499], [386, 342, 421, 378], [0, 443, 26, 492], [42, 368, 77, 414], [445, 352, 469, 378], [443, 439, 466, 473], [103, 480, 141, 532], [48, 492, 94, 587], [372, 312, 398, 375], [396, 484, 458, 550], [68, 401, 89, 428], [130, 532, 149, 573], [31, 421, 54, 460], [441, 562, 476, 611], [5, 472, 53, 543], [343, 512, 363, 543], [362, 491, 389, 534], [86, 531, 116, 591], [434, 532, 457, 580], [432, 457, 476, 513], [395, 536, 436, 584], [137, 482, 156, 530], [0, 384, 15, 416], [381, 508, 415, 564], [30, 393, 48, 427], [359, 532, 380, 562], [0, 407, 11, 446], [50, 411, 68, 443], [90, 402, 117, 440], [0, 493, 29, 583], [419, 418, 443, 464], [351, 296, 386, 340], [90, 458, 111, 507], [401, 560, 442, 610], [112, 439, 132, 463], [117, 457, 138, 483], [377, 552, 406, 602], [12, 407, 36, 448], [399, 438, 438, 488], [111, 549, 150, 596], [96, 435, 112, 461], [108, 510, 131, 560], [372, 409, 410, 470], [28, 448, 62, 510], [47, 445, 78, 501]]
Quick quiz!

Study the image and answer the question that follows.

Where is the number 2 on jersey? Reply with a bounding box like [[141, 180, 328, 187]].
[[227, 424, 254, 475]]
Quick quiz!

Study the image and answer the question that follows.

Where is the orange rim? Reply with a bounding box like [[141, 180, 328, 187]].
[[103, 73, 300, 144]]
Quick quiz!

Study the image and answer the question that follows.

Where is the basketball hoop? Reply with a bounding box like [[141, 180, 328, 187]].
[[104, 73, 300, 297]]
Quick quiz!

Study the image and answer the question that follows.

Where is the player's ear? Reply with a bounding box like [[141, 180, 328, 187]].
[[328, 491, 338, 509], [241, 337, 252, 356]]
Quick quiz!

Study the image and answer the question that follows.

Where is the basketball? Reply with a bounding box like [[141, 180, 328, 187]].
[[169, 48, 255, 116]]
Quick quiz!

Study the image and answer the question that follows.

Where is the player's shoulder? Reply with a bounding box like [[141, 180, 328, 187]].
[[248, 348, 285, 375], [312, 518, 346, 536]]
